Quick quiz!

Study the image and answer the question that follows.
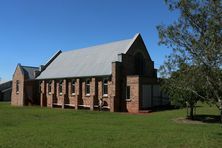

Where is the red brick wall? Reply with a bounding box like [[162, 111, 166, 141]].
[[81, 80, 91, 107], [46, 80, 52, 107], [123, 34, 156, 78], [116, 34, 158, 113], [97, 77, 112, 108], [37, 35, 158, 113], [40, 80, 47, 107], [40, 77, 113, 110], [11, 65, 25, 106], [67, 79, 78, 105], [110, 62, 122, 112], [56, 79, 66, 106], [125, 76, 140, 113]]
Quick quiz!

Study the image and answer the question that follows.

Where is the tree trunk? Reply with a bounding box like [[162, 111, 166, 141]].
[[189, 106, 194, 120]]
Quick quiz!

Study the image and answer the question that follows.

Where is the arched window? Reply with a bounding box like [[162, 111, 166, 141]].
[[85, 79, 90, 96], [16, 80, 19, 93], [59, 80, 63, 95], [39, 81, 42, 93], [135, 52, 145, 75], [48, 80, 52, 94], [71, 79, 75, 95], [103, 78, 108, 96], [126, 86, 130, 100]]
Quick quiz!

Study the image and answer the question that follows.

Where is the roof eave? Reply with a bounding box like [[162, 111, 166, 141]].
[[35, 74, 112, 80]]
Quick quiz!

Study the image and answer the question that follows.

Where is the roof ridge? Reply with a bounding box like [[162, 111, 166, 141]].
[[63, 38, 132, 54], [0, 80, 12, 85], [21, 65, 39, 69], [123, 33, 140, 53]]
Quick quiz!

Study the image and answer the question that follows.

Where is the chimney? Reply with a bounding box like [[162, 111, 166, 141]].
[[34, 70, 40, 78], [117, 54, 123, 62], [39, 65, 45, 72]]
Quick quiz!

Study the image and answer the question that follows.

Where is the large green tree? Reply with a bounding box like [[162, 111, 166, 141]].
[[161, 64, 205, 119], [157, 0, 222, 121]]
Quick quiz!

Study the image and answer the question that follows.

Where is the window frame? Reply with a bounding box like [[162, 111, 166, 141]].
[[59, 80, 63, 96], [85, 79, 90, 96], [39, 81, 42, 94], [71, 79, 76, 96], [102, 78, 108, 97], [126, 86, 131, 100], [16, 80, 19, 94], [48, 80, 52, 95]]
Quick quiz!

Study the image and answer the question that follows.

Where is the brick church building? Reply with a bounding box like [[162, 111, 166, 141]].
[[11, 34, 169, 113]]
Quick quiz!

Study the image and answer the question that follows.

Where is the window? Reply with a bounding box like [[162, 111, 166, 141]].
[[103, 78, 108, 96], [16, 80, 19, 93], [71, 79, 75, 95], [39, 81, 42, 93], [48, 81, 52, 94], [126, 86, 130, 100], [59, 80, 63, 95], [85, 79, 90, 96]]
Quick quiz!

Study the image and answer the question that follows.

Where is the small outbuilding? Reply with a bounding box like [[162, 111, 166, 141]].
[[0, 80, 12, 101]]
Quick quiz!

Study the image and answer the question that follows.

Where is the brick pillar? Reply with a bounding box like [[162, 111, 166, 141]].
[[40, 94, 44, 107], [110, 62, 122, 112], [63, 79, 67, 95], [90, 78, 96, 111], [75, 79, 81, 110], [110, 96, 115, 112], [68, 80, 71, 97], [61, 79, 67, 109], [51, 80, 55, 107], [40, 80, 46, 107], [108, 80, 112, 111], [57, 81, 59, 105]]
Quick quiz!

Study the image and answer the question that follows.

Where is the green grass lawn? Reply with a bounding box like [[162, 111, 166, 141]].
[[0, 102, 221, 148]]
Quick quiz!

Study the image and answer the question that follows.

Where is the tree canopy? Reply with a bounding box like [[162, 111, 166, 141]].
[[157, 0, 222, 120]]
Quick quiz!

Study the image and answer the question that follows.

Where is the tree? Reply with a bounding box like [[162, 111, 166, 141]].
[[157, 0, 222, 121], [161, 64, 205, 119]]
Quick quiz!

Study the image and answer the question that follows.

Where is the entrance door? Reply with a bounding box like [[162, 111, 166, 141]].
[[142, 85, 152, 109]]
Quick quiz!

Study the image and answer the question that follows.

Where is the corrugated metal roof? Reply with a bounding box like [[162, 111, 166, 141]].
[[0, 80, 9, 85], [0, 80, 12, 90], [36, 36, 136, 79]]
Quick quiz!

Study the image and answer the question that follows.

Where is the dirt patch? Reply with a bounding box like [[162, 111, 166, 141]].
[[173, 117, 206, 124]]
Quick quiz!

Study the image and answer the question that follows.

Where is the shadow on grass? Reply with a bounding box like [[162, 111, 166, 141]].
[[149, 105, 180, 112], [149, 105, 203, 113], [192, 114, 220, 124], [217, 132, 222, 136]]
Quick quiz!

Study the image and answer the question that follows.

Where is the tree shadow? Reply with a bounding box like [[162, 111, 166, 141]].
[[150, 105, 203, 113], [149, 105, 180, 112], [217, 132, 222, 136], [192, 114, 220, 124]]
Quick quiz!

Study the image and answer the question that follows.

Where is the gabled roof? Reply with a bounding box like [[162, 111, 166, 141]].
[[36, 34, 140, 79], [18, 65, 39, 80], [0, 80, 9, 85], [0, 80, 12, 91]]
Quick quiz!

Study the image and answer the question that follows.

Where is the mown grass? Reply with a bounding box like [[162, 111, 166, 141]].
[[0, 102, 221, 148]]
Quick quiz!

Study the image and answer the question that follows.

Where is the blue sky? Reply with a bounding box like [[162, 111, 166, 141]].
[[0, 0, 178, 80]]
